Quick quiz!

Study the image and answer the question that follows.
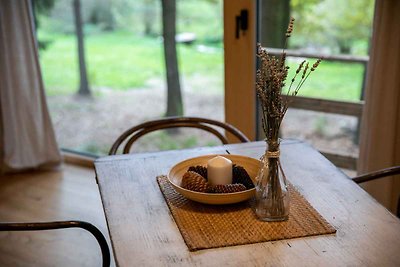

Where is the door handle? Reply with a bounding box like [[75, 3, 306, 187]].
[[235, 9, 248, 39]]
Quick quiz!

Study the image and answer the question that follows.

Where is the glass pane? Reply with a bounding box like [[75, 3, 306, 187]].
[[37, 0, 224, 155], [258, 0, 375, 169]]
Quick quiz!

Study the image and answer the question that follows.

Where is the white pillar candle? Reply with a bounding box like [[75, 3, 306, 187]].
[[207, 156, 233, 185]]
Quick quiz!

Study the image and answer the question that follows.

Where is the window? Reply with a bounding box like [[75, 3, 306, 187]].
[[36, 0, 226, 155], [225, 0, 375, 171]]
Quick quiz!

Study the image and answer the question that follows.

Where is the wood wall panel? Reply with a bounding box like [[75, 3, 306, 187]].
[[224, 0, 256, 140]]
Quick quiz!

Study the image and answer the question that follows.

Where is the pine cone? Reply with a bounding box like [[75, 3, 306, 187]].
[[212, 183, 246, 193], [187, 165, 208, 180], [232, 165, 254, 189], [181, 171, 209, 192]]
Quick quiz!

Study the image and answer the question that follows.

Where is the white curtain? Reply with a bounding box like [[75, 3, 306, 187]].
[[0, 0, 61, 173], [358, 0, 400, 212]]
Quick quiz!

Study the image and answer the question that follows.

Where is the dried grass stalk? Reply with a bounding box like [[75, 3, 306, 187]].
[[256, 18, 321, 149], [255, 17, 321, 219]]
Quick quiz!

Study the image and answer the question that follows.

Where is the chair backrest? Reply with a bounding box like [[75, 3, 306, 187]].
[[352, 166, 400, 184], [352, 166, 400, 218], [0, 220, 110, 267], [109, 117, 250, 155]]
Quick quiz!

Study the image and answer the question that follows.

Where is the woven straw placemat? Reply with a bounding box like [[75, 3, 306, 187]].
[[157, 175, 336, 251]]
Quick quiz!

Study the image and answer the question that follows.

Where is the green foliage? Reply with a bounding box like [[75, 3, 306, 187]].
[[77, 131, 220, 155], [206, 140, 218, 147], [145, 131, 223, 152], [37, 1, 368, 101], [38, 31, 223, 95], [80, 142, 109, 154], [177, 0, 222, 44], [285, 59, 364, 101], [137, 131, 199, 152], [33, 0, 56, 49], [33, 0, 55, 15], [39, 30, 363, 101], [290, 0, 374, 54], [41, 0, 373, 55], [109, 0, 161, 36], [40, 0, 222, 44]]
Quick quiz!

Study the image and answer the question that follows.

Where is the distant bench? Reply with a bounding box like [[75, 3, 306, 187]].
[[175, 32, 196, 45]]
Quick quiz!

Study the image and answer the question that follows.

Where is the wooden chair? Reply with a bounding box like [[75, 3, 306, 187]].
[[109, 116, 250, 155], [352, 166, 400, 217], [0, 220, 110, 267]]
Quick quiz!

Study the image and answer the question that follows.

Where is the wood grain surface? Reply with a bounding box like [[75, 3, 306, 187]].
[[95, 140, 400, 267], [0, 164, 115, 267]]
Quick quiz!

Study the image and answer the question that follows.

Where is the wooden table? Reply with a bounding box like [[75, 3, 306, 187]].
[[95, 140, 400, 266]]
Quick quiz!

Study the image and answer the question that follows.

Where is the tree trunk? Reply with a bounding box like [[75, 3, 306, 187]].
[[161, 0, 183, 117], [260, 0, 290, 48], [73, 0, 91, 96]]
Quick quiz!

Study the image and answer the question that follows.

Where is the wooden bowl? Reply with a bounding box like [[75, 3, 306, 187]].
[[168, 154, 260, 205]]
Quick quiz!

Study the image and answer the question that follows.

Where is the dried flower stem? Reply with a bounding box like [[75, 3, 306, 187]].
[[255, 17, 321, 219], [256, 30, 322, 141]]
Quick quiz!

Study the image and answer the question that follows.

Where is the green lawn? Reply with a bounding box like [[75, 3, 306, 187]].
[[39, 31, 223, 95], [286, 60, 364, 101], [39, 31, 364, 101]]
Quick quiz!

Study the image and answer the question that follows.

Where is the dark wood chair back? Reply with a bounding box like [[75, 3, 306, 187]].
[[352, 166, 400, 218], [0, 220, 110, 267], [109, 116, 250, 155]]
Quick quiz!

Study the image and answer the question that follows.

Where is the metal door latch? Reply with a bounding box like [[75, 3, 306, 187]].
[[236, 9, 248, 39]]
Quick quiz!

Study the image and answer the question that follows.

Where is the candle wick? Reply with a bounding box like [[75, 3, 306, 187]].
[[225, 150, 231, 154]]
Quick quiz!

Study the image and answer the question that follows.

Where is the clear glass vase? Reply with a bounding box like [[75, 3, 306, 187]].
[[254, 149, 290, 221]]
